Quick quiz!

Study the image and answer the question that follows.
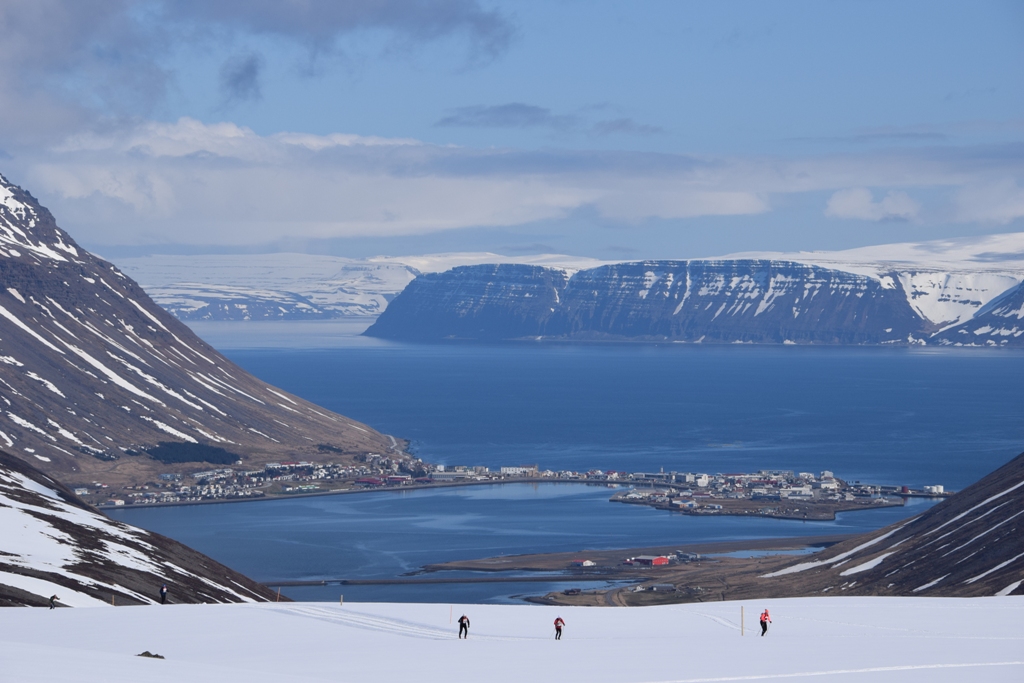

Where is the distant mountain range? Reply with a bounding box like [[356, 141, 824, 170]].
[[115, 252, 607, 322], [0, 172, 400, 492], [0, 450, 275, 606], [364, 235, 1024, 346]]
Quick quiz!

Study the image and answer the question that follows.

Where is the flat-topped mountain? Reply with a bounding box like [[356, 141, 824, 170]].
[[366, 260, 931, 344], [0, 173, 400, 489], [0, 450, 276, 606], [365, 256, 1024, 345]]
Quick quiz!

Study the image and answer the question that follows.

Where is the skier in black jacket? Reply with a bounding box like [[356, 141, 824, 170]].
[[458, 614, 470, 639]]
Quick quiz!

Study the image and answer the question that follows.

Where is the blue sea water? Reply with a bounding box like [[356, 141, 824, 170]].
[[228, 343, 1022, 489], [112, 342, 1024, 603]]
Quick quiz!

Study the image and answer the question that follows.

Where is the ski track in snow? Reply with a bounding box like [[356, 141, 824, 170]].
[[271, 604, 533, 641]]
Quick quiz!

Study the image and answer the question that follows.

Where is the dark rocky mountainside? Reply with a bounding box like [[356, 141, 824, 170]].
[[368, 264, 569, 340], [0, 173, 400, 488], [366, 261, 930, 344], [933, 280, 1024, 346], [758, 450, 1024, 597], [0, 450, 277, 606]]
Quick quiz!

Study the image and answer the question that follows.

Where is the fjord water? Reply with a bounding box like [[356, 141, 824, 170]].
[[228, 343, 1021, 489], [112, 342, 1024, 602]]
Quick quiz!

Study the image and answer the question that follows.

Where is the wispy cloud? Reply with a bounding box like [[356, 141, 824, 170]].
[[0, 0, 516, 145], [8, 120, 1024, 249], [220, 53, 265, 104], [955, 179, 1024, 225], [436, 103, 576, 129], [591, 118, 665, 137], [165, 0, 516, 61], [825, 188, 920, 222], [436, 104, 665, 137]]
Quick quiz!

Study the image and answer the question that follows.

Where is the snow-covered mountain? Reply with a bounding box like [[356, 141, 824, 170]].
[[366, 234, 1024, 345], [0, 172, 398, 490], [759, 450, 1024, 597], [115, 254, 420, 320], [933, 280, 1024, 346], [117, 233, 1024, 344], [0, 450, 274, 607], [366, 260, 927, 344], [727, 232, 1024, 330], [115, 252, 607, 322]]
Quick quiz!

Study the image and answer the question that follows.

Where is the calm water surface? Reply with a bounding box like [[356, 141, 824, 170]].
[[111, 483, 938, 603], [113, 342, 1023, 602]]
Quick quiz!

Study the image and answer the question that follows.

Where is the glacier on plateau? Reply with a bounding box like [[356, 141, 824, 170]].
[[726, 231, 1024, 329], [116, 234, 1024, 344], [0, 597, 1021, 682], [115, 252, 608, 321]]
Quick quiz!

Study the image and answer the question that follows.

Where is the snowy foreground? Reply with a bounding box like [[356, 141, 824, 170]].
[[1, 597, 1021, 682]]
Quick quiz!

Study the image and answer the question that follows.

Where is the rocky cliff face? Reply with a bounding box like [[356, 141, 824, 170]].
[[0, 173, 399, 488], [0, 451, 276, 606], [932, 280, 1024, 346], [366, 260, 929, 344], [366, 263, 569, 340]]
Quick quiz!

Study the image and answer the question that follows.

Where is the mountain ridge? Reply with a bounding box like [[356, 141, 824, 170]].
[[0, 172, 404, 493], [0, 450, 277, 606], [365, 254, 1024, 345]]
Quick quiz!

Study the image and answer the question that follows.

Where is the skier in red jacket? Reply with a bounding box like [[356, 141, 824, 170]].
[[760, 609, 771, 636], [554, 616, 565, 640]]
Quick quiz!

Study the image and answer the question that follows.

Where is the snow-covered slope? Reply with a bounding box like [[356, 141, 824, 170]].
[[118, 234, 1024, 339], [759, 450, 1024, 597], [933, 280, 1024, 346], [727, 232, 1024, 329], [0, 597, 1021, 682], [115, 254, 420, 320], [0, 172, 398, 489], [0, 450, 274, 607], [115, 252, 608, 321]]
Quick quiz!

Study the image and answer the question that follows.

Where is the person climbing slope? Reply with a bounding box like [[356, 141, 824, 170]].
[[554, 616, 565, 640], [760, 608, 771, 636], [48, 595, 59, 610], [458, 614, 470, 639]]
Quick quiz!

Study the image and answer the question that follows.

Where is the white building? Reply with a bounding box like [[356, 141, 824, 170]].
[[501, 466, 537, 476]]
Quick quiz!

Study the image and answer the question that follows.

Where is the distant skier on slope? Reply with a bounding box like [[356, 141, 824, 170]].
[[554, 616, 565, 640], [160, 584, 168, 604], [458, 614, 470, 639], [48, 595, 59, 610], [760, 608, 771, 636]]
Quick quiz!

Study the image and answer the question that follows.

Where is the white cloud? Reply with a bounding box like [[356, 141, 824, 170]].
[[18, 118, 772, 246], [954, 179, 1024, 224], [824, 188, 920, 222], [6, 118, 1023, 249]]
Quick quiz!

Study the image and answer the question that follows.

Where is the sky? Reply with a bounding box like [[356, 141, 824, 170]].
[[0, 0, 1022, 260]]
